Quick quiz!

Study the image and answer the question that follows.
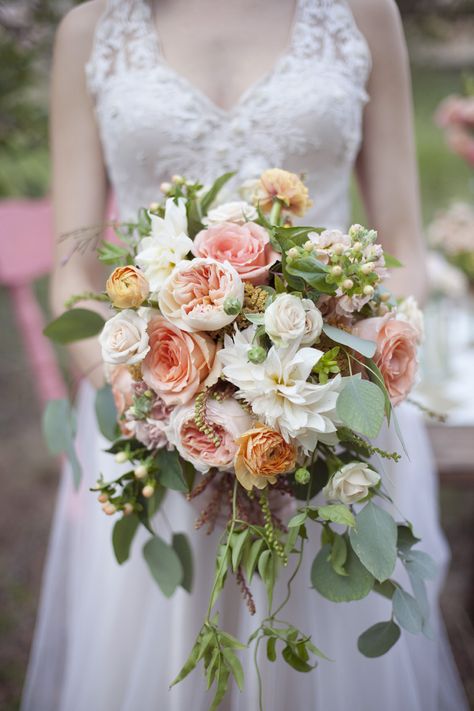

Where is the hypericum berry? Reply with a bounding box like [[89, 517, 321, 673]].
[[123, 503, 134, 516], [331, 265, 343, 277], [287, 247, 299, 259], [247, 346, 267, 364], [303, 240, 314, 251], [361, 262, 375, 275], [342, 278, 354, 290], [115, 451, 128, 464], [97, 493, 108, 504], [102, 503, 116, 516], [352, 241, 362, 252], [134, 464, 148, 480], [142, 484, 155, 499], [171, 174, 184, 184], [295, 467, 311, 485], [160, 182, 171, 194], [363, 284, 374, 296], [332, 243, 345, 256], [149, 201, 160, 211]]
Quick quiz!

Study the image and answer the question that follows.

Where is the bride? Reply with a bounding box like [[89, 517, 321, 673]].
[[22, 1, 468, 709]]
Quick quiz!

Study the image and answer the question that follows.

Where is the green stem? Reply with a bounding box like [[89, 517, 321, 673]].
[[269, 200, 282, 226], [64, 291, 110, 309], [254, 634, 265, 711]]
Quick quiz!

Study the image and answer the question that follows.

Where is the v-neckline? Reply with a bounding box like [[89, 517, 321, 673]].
[[145, 0, 302, 117]]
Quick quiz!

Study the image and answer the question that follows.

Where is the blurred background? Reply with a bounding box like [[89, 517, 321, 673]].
[[0, 1, 473, 709]]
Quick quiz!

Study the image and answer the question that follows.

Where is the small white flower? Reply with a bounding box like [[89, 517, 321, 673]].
[[323, 461, 380, 505], [99, 310, 150, 365], [135, 198, 193, 295], [202, 201, 258, 226], [264, 294, 306, 347], [396, 296, 424, 343]]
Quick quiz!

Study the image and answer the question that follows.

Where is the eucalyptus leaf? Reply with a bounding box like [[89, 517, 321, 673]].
[[143, 535, 183, 597], [42, 399, 81, 487], [317, 504, 355, 528], [392, 588, 423, 634], [172, 533, 194, 593], [396, 524, 420, 554], [156, 449, 189, 492], [95, 384, 118, 441], [349, 502, 397, 582], [336, 375, 385, 438], [322, 324, 376, 358], [330, 533, 348, 576], [43, 308, 105, 344], [357, 620, 401, 658], [311, 544, 374, 602], [112, 514, 139, 564], [403, 550, 437, 581]]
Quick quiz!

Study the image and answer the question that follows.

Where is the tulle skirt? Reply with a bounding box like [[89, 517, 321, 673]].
[[21, 381, 468, 711]]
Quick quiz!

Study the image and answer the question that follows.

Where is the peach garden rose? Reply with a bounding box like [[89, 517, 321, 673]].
[[193, 221, 278, 285], [352, 314, 418, 405], [106, 266, 149, 309], [234, 424, 297, 491], [158, 257, 244, 332], [141, 316, 217, 405]]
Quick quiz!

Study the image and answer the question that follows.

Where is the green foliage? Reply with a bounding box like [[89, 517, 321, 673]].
[[403, 550, 437, 580], [290, 457, 329, 501], [200, 171, 236, 214], [112, 514, 139, 565], [172, 533, 194, 593], [311, 543, 374, 602], [317, 504, 356, 528], [42, 398, 81, 487], [392, 588, 423, 634], [357, 620, 401, 658], [97, 241, 131, 265], [336, 375, 385, 438], [322, 324, 377, 358], [284, 253, 334, 294], [155, 448, 189, 492], [143, 535, 183, 597], [43, 308, 105, 344], [95, 384, 119, 441], [349, 502, 398, 582]]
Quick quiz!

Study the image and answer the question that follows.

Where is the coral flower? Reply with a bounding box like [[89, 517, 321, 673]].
[[257, 168, 312, 216], [234, 424, 297, 491]]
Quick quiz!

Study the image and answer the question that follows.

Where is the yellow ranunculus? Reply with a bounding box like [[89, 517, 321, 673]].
[[106, 266, 149, 309]]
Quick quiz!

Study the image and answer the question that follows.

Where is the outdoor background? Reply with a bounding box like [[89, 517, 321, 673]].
[[0, 1, 473, 709]]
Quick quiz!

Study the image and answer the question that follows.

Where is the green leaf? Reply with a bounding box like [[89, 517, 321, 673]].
[[365, 357, 392, 421], [330, 533, 348, 576], [97, 240, 130, 265], [403, 550, 437, 580], [349, 502, 397, 582], [244, 539, 264, 582], [317, 504, 355, 528], [95, 384, 118, 441], [357, 620, 401, 658], [42, 399, 81, 487], [172, 533, 194, 593], [112, 514, 139, 564], [170, 639, 201, 687], [396, 524, 420, 554], [156, 449, 189, 492], [217, 630, 247, 650], [288, 511, 308, 528], [231, 529, 250, 572], [336, 375, 385, 438], [392, 588, 423, 634], [43, 308, 105, 344], [373, 579, 397, 600], [258, 550, 277, 608], [284, 254, 334, 293], [282, 645, 315, 672], [266, 636, 277, 662], [222, 648, 244, 691], [311, 544, 374, 602], [322, 324, 377, 358], [384, 253, 403, 268], [243, 312, 265, 325], [201, 172, 236, 214], [143, 535, 183, 597]]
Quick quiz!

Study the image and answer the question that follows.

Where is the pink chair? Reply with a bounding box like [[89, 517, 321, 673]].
[[0, 198, 67, 404]]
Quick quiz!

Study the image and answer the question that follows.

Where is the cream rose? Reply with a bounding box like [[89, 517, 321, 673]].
[[142, 316, 217, 405], [300, 299, 324, 345], [99, 310, 150, 365], [396, 296, 424, 343], [202, 201, 258, 226], [158, 257, 244, 332], [323, 461, 380, 504], [167, 397, 253, 473], [193, 221, 278, 285], [264, 293, 306, 347]]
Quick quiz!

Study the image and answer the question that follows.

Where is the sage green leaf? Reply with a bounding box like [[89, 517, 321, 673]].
[[143, 535, 183, 597], [318, 504, 355, 528], [95, 384, 118, 441], [282, 645, 315, 672], [42, 399, 81, 487], [244, 539, 264, 582], [349, 502, 397, 582], [169, 639, 201, 687], [403, 550, 437, 580], [112, 514, 139, 564], [393, 588, 423, 634], [384, 253, 403, 268], [284, 254, 334, 293], [266, 636, 277, 662], [330, 533, 348, 577], [288, 511, 308, 528], [243, 312, 265, 325], [322, 324, 377, 358], [206, 648, 220, 690], [357, 620, 401, 657], [222, 648, 244, 691], [181, 459, 196, 491], [396, 524, 420, 554], [43, 308, 105, 343], [311, 544, 374, 602], [336, 375, 385, 438], [172, 533, 193, 593], [209, 664, 230, 711], [201, 171, 236, 214], [97, 240, 130, 264], [373, 579, 396, 600], [408, 572, 429, 621], [217, 630, 247, 650], [156, 449, 188, 492], [231, 529, 250, 572], [365, 357, 392, 421]]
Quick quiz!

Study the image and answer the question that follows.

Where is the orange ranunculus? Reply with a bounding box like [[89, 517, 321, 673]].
[[106, 266, 149, 309], [257, 168, 312, 216], [234, 424, 297, 491]]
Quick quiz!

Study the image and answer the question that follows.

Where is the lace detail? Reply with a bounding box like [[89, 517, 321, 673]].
[[85, 0, 371, 225]]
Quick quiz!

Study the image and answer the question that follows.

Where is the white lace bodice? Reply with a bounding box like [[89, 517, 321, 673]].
[[85, 0, 371, 227]]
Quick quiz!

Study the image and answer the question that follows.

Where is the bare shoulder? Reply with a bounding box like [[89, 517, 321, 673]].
[[346, 0, 404, 52], [54, 0, 106, 64]]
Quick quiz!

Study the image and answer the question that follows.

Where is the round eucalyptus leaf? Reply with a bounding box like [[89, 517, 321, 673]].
[[311, 544, 374, 602]]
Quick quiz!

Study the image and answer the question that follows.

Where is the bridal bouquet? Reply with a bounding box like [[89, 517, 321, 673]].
[[44, 169, 434, 710]]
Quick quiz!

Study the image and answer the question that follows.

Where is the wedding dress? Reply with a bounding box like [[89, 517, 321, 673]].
[[22, 1, 468, 709]]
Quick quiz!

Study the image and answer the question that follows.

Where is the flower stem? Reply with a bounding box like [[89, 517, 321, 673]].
[[64, 291, 110, 309], [269, 200, 282, 226]]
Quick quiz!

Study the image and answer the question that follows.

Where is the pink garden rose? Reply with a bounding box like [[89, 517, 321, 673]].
[[352, 314, 418, 405], [142, 316, 217, 405], [109, 366, 135, 436], [193, 222, 278, 285], [158, 257, 244, 332], [167, 397, 253, 473]]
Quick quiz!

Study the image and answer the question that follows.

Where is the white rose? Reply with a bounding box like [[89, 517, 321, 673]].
[[264, 293, 306, 347], [322, 461, 380, 505], [396, 296, 424, 343], [99, 309, 150, 365], [135, 198, 193, 295], [202, 201, 258, 226], [300, 299, 324, 345]]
